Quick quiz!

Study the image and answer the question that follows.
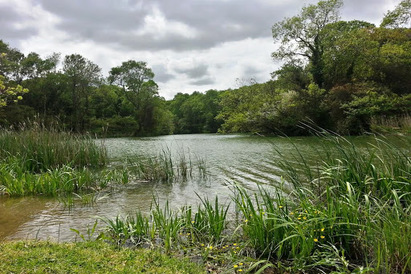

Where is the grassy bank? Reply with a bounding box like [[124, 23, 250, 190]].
[[0, 241, 205, 273]]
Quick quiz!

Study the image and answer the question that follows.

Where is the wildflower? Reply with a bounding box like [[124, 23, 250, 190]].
[[201, 244, 204, 247], [320, 235, 325, 239], [279, 205, 283, 209], [234, 265, 238, 268], [233, 243, 237, 246], [321, 228, 325, 232], [191, 221, 195, 224], [289, 212, 294, 215], [303, 216, 307, 220], [239, 263, 243, 266], [238, 270, 243, 272], [314, 238, 318, 242], [17, 96, 23, 100], [244, 219, 248, 223], [297, 217, 301, 220]]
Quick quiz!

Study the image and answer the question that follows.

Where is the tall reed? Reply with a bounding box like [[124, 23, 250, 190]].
[[0, 128, 107, 173]]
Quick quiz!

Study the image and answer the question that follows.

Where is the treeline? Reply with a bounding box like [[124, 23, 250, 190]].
[[1, 0, 410, 136], [0, 46, 174, 136]]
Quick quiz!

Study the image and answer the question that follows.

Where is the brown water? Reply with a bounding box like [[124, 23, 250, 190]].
[[1, 134, 407, 242]]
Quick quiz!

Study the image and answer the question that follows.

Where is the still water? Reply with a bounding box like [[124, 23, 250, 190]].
[[0, 134, 398, 241]]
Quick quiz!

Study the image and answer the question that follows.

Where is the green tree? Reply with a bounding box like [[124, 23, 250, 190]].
[[63, 54, 101, 131], [381, 0, 411, 28], [320, 20, 375, 89], [0, 40, 24, 82], [109, 60, 168, 136], [272, 0, 343, 87]]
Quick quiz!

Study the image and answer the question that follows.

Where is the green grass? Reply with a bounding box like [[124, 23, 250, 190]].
[[117, 148, 207, 184], [0, 128, 107, 173], [232, 134, 411, 273], [0, 241, 205, 274], [0, 128, 110, 197]]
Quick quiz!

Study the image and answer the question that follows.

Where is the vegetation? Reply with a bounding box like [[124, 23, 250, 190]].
[[0, 126, 207, 197], [98, 134, 410, 273], [0, 125, 109, 196], [1, 0, 409, 136], [0, 241, 205, 273]]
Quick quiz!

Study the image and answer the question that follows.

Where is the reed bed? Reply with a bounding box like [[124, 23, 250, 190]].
[[0, 128, 108, 197], [0, 128, 107, 172]]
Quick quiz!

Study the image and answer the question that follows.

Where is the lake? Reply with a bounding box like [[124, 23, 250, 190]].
[[0, 133, 403, 241]]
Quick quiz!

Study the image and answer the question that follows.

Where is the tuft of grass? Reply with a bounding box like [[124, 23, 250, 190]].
[[119, 148, 207, 184]]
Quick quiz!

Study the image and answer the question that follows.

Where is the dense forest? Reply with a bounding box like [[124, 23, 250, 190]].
[[1, 0, 410, 136]]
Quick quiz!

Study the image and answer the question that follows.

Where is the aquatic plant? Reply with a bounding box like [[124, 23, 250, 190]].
[[0, 127, 107, 173]]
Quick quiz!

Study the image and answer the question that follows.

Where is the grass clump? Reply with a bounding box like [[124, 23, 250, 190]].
[[0, 127, 108, 197], [0, 127, 107, 172], [118, 148, 207, 184], [232, 134, 410, 273], [0, 240, 205, 274]]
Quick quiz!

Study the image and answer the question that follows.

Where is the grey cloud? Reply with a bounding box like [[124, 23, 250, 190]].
[[32, 0, 394, 53], [190, 77, 215, 86], [35, 0, 290, 51], [152, 65, 174, 83], [0, 4, 38, 41], [175, 64, 209, 79], [243, 66, 261, 78]]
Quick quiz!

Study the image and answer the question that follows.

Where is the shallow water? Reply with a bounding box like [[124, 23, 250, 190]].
[[1, 134, 407, 241]]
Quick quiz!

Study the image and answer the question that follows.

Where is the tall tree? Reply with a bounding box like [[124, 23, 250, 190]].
[[108, 61, 160, 135], [63, 54, 101, 131], [272, 0, 343, 87]]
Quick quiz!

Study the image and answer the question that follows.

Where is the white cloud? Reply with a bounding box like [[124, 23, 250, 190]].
[[138, 7, 198, 40]]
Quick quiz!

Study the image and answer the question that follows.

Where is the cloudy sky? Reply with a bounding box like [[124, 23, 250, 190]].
[[0, 0, 399, 99]]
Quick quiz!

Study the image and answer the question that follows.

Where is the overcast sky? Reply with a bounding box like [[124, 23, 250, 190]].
[[0, 0, 399, 99]]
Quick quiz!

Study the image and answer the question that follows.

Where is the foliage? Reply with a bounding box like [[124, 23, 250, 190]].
[[108, 60, 168, 136], [0, 75, 28, 107], [272, 0, 343, 87], [169, 90, 222, 134], [0, 126, 109, 196], [381, 0, 411, 28]]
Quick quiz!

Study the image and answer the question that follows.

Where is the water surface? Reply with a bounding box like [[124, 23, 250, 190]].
[[1, 134, 406, 241]]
